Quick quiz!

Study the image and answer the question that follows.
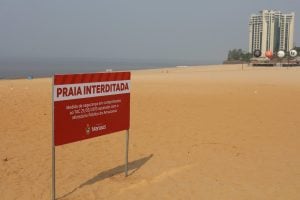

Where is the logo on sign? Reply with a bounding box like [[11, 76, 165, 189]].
[[92, 124, 107, 132], [86, 124, 91, 135]]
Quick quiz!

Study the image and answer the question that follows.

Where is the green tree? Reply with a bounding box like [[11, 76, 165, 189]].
[[227, 49, 251, 62]]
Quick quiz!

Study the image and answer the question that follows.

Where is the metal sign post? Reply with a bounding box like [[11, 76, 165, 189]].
[[52, 140, 56, 200], [125, 129, 129, 176], [52, 76, 56, 200]]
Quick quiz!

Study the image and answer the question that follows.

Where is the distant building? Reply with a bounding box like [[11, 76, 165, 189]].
[[249, 10, 295, 56]]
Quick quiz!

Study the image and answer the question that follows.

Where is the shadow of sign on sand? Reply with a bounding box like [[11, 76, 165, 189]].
[[58, 154, 153, 199]]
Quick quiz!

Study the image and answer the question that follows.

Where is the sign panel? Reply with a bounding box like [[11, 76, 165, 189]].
[[53, 72, 130, 146]]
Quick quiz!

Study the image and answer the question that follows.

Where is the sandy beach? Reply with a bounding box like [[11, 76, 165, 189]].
[[1, 64, 300, 200]]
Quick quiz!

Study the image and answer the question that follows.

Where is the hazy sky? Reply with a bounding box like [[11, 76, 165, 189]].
[[0, 0, 299, 63]]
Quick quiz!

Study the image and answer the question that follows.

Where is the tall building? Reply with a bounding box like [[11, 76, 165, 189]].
[[249, 10, 295, 56]]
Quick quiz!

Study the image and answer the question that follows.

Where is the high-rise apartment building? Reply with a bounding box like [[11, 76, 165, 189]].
[[249, 10, 295, 56]]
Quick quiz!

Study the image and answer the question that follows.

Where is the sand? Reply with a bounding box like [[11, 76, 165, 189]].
[[1, 64, 300, 200]]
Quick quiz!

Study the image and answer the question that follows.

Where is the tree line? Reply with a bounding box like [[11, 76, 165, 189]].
[[227, 49, 252, 62]]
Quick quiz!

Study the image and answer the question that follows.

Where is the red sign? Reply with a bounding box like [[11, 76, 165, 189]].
[[53, 72, 130, 146]]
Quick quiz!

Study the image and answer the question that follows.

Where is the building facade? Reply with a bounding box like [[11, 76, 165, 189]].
[[249, 10, 295, 56]]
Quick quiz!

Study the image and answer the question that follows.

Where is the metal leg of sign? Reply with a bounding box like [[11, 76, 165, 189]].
[[52, 144, 56, 200], [125, 129, 129, 177], [52, 76, 56, 200]]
